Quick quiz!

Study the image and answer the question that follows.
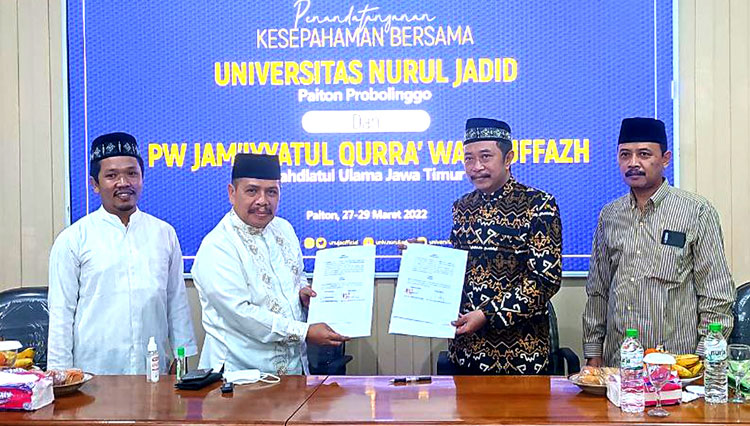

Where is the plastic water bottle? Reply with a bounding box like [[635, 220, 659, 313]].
[[176, 346, 187, 381], [620, 328, 645, 413], [146, 336, 160, 383], [704, 322, 728, 404]]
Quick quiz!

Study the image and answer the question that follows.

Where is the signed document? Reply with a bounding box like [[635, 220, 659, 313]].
[[307, 245, 376, 337], [389, 244, 467, 338]]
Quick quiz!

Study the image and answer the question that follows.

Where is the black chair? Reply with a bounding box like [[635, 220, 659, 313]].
[[307, 342, 353, 375], [436, 301, 580, 375], [729, 282, 750, 345], [0, 286, 49, 369], [548, 302, 581, 375]]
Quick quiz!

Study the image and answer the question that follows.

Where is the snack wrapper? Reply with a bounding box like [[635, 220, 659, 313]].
[[0, 369, 54, 411]]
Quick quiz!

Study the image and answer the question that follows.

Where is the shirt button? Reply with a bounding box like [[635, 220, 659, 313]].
[[639, 222, 644, 226], [630, 277, 635, 282], [637, 250, 641, 255]]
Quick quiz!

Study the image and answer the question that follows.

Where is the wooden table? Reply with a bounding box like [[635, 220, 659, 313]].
[[289, 376, 750, 425], [1, 375, 749, 425], [0, 375, 325, 425]]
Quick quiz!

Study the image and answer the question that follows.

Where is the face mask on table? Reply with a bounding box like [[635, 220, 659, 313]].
[[223, 369, 280, 385]]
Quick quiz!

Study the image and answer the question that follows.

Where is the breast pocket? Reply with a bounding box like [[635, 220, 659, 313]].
[[649, 244, 688, 285]]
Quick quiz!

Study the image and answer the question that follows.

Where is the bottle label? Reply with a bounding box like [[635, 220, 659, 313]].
[[621, 347, 644, 370], [706, 340, 727, 362], [176, 360, 183, 380], [148, 354, 160, 382]]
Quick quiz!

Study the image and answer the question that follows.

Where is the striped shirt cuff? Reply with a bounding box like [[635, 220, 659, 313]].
[[583, 342, 604, 359]]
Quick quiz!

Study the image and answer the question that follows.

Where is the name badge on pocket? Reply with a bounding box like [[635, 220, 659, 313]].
[[661, 230, 686, 248]]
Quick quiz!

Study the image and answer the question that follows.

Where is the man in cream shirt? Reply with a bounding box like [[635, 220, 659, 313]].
[[192, 153, 347, 374]]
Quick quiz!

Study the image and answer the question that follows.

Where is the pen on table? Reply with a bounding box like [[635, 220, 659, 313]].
[[390, 376, 432, 384]]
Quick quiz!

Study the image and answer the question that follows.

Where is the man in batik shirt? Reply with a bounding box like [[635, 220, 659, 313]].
[[447, 118, 563, 375]]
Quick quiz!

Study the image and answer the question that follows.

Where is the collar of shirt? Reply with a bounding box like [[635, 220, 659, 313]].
[[229, 208, 269, 237], [479, 175, 517, 203], [628, 178, 671, 212], [95, 205, 142, 229]]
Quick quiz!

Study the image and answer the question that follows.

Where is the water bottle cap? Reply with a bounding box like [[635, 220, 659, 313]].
[[177, 347, 185, 356], [708, 323, 722, 333], [147, 336, 157, 351], [626, 328, 639, 338]]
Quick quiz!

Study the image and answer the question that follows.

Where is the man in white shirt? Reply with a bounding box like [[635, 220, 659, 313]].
[[47, 132, 197, 375], [192, 153, 348, 374]]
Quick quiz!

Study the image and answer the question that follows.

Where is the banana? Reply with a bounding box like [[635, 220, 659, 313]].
[[675, 354, 700, 368], [13, 358, 33, 369], [672, 364, 693, 378], [17, 348, 34, 360], [690, 361, 704, 376]]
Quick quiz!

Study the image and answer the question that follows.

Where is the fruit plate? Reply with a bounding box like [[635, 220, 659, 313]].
[[568, 374, 608, 395], [680, 374, 702, 387], [53, 372, 94, 397]]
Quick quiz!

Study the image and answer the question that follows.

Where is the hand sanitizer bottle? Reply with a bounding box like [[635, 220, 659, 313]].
[[146, 336, 159, 383]]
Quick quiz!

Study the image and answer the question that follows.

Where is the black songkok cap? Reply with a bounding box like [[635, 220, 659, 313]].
[[618, 117, 668, 152], [464, 118, 512, 146], [89, 132, 141, 165], [232, 153, 281, 180]]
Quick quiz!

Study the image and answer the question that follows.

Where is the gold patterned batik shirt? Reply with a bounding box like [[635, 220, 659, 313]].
[[449, 176, 563, 374]]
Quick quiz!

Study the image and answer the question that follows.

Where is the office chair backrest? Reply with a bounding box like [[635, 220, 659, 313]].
[[548, 301, 560, 353], [730, 282, 750, 345], [0, 286, 49, 369]]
